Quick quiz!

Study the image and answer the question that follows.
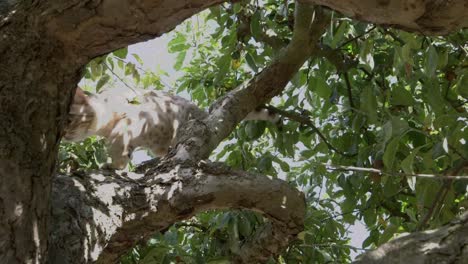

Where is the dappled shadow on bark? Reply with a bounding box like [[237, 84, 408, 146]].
[[48, 160, 305, 263]]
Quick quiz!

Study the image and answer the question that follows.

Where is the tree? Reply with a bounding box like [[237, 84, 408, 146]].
[[0, 0, 467, 263]]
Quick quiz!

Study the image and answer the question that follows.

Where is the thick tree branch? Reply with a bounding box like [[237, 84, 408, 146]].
[[299, 0, 468, 35], [173, 3, 331, 161], [353, 212, 468, 264], [49, 161, 305, 263], [44, 0, 236, 59]]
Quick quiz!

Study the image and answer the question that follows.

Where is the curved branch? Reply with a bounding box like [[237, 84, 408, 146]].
[[48, 161, 305, 263], [353, 212, 468, 263], [173, 3, 331, 161], [299, 0, 468, 35], [41, 0, 234, 58]]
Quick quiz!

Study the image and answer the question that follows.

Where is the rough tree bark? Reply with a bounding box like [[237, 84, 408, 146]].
[[353, 212, 468, 263], [0, 0, 232, 263], [300, 0, 468, 35], [49, 162, 306, 263], [0, 0, 467, 263]]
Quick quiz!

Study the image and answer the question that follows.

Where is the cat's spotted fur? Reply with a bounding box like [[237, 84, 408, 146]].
[[64, 87, 278, 169]]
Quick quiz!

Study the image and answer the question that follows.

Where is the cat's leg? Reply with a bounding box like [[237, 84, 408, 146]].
[[149, 145, 169, 157], [105, 136, 131, 169]]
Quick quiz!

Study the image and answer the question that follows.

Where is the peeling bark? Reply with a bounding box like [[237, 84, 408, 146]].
[[299, 0, 468, 35]]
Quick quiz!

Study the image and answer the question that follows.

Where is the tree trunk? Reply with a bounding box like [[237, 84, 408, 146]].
[[0, 14, 80, 263], [0, 1, 229, 262]]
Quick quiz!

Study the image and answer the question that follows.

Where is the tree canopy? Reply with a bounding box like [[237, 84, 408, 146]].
[[59, 1, 468, 263], [0, 0, 467, 263]]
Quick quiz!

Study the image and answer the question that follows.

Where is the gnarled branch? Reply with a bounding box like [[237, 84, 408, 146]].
[[49, 161, 305, 263]]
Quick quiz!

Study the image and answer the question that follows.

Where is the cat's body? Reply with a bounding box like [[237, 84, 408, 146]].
[[64, 87, 277, 169]]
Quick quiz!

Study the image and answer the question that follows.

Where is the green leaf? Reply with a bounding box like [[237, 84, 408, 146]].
[[96, 75, 110, 92], [378, 224, 398, 245], [383, 137, 400, 169], [174, 51, 186, 71], [114, 48, 128, 59], [238, 217, 252, 237], [258, 155, 273, 172], [228, 217, 240, 254], [273, 156, 290, 172], [250, 11, 262, 39], [90, 61, 102, 81], [168, 34, 188, 53], [424, 81, 445, 116], [233, 3, 242, 13], [438, 48, 448, 69], [359, 39, 374, 70], [417, 179, 441, 209], [309, 76, 331, 99], [390, 116, 409, 137], [245, 52, 258, 72], [455, 73, 468, 98], [401, 44, 412, 62], [383, 179, 400, 198], [208, 6, 221, 21], [132, 53, 143, 65], [363, 208, 377, 227], [331, 21, 348, 48], [361, 85, 378, 124], [390, 85, 414, 106], [214, 54, 231, 84], [245, 122, 265, 139], [425, 45, 438, 78], [401, 151, 418, 175]]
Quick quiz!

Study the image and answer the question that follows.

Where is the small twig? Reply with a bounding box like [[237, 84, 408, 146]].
[[417, 161, 468, 230], [102, 62, 137, 94], [320, 163, 468, 180], [381, 201, 410, 221], [338, 25, 377, 49], [449, 143, 468, 161], [323, 209, 363, 222], [343, 72, 355, 108], [417, 181, 450, 231], [358, 66, 386, 90], [298, 243, 369, 252], [264, 105, 357, 157], [173, 222, 207, 232], [380, 28, 405, 45], [111, 56, 174, 90]]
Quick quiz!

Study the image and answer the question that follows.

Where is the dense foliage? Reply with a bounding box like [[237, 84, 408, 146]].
[[60, 0, 468, 263]]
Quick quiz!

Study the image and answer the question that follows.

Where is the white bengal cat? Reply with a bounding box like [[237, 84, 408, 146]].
[[63, 87, 278, 169]]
